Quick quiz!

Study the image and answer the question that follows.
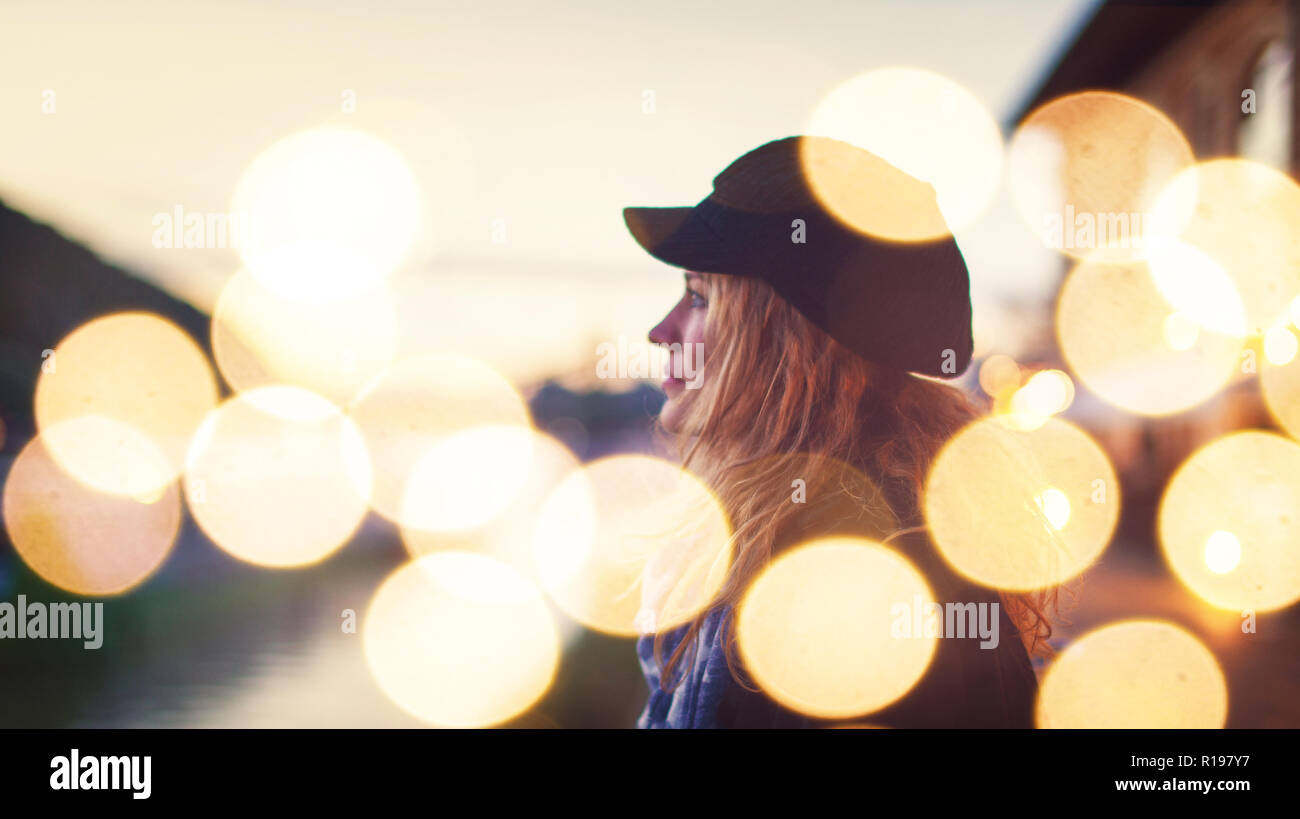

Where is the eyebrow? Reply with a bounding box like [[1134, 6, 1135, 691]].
[[683, 271, 702, 284]]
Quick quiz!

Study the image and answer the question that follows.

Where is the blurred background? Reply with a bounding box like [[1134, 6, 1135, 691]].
[[1, 0, 1298, 728]]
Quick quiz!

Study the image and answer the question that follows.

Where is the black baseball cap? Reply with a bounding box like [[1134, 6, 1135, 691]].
[[623, 135, 974, 378]]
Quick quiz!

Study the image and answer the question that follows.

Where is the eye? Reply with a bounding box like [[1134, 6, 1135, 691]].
[[688, 289, 708, 309]]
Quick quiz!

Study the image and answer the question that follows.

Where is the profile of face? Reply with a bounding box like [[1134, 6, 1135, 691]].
[[648, 271, 709, 433]]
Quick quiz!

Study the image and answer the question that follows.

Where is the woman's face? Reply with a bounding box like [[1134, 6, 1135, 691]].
[[649, 271, 709, 433]]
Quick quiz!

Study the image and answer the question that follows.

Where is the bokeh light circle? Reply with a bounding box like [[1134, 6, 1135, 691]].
[[1261, 343, 1300, 439], [1057, 252, 1245, 416], [364, 552, 559, 727], [532, 454, 731, 637], [1009, 91, 1194, 263], [3, 425, 181, 595], [183, 386, 371, 568], [803, 67, 1003, 240], [736, 537, 938, 720], [35, 312, 218, 497], [398, 424, 536, 534], [978, 354, 1021, 398], [402, 430, 581, 563], [1037, 619, 1227, 728], [997, 368, 1077, 431], [924, 415, 1118, 591], [1014, 369, 1074, 417], [1151, 158, 1300, 335], [1144, 237, 1249, 338], [212, 269, 398, 408], [348, 354, 531, 529], [727, 451, 899, 542], [231, 126, 422, 305], [1158, 431, 1300, 612], [1264, 326, 1298, 366]]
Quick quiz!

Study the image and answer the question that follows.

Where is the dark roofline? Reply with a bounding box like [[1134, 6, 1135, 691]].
[[1009, 0, 1222, 124]]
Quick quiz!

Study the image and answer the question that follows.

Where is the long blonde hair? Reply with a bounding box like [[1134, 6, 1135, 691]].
[[652, 271, 1061, 693]]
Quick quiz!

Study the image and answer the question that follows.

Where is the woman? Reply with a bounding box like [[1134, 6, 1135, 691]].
[[622, 136, 1056, 728]]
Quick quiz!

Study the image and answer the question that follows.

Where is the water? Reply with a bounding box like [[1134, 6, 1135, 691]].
[[0, 520, 647, 729]]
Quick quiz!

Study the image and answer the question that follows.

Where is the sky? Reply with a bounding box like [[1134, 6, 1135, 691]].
[[0, 0, 1100, 385]]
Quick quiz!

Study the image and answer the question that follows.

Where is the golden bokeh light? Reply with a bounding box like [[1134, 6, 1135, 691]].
[[1261, 339, 1300, 439], [1002, 368, 1075, 430], [1034, 487, 1071, 531], [736, 537, 938, 720], [1008, 91, 1194, 262], [363, 552, 559, 727], [1057, 253, 1244, 416], [183, 386, 371, 568], [924, 415, 1118, 591], [1158, 431, 1300, 612], [34, 312, 218, 497], [730, 451, 899, 542], [212, 269, 398, 408], [1037, 620, 1228, 728], [348, 353, 531, 528], [1144, 237, 1248, 338], [1264, 325, 1298, 366], [231, 126, 422, 305], [1204, 531, 1242, 576], [1151, 158, 1300, 335], [39, 415, 174, 501], [320, 96, 479, 273], [978, 354, 1021, 398], [1162, 311, 1199, 352], [3, 426, 181, 595], [399, 431, 587, 655], [532, 454, 731, 637], [402, 430, 581, 565], [398, 424, 536, 534], [803, 67, 1003, 241]]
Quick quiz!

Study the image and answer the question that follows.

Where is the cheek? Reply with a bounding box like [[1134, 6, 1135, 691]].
[[681, 313, 708, 386], [683, 313, 708, 349]]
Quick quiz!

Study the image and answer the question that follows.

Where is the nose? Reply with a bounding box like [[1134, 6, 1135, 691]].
[[649, 305, 678, 347]]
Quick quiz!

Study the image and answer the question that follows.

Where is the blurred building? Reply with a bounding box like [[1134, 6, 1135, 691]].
[[1012, 0, 1296, 501]]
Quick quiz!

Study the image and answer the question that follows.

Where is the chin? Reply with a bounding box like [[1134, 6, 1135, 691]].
[[658, 411, 682, 434], [658, 398, 684, 434]]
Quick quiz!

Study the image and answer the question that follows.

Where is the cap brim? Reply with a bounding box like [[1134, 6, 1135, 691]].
[[622, 205, 745, 275]]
